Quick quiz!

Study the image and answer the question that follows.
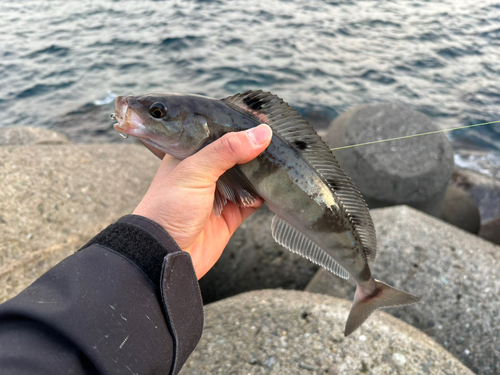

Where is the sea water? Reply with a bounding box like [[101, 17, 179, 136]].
[[1, 0, 499, 155]]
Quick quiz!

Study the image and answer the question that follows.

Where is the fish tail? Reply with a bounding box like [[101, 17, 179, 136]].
[[344, 279, 420, 337]]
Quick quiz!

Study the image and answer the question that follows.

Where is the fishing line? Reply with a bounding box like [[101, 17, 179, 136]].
[[330, 120, 500, 151]]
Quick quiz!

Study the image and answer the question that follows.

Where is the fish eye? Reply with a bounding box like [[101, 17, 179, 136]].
[[149, 102, 167, 119]]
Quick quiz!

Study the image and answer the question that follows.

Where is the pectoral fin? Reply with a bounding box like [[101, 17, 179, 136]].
[[212, 165, 260, 217]]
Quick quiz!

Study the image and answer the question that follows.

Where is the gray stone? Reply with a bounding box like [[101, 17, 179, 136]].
[[323, 103, 454, 217], [479, 217, 500, 246], [199, 205, 318, 304], [305, 205, 500, 374], [304, 110, 333, 132], [440, 185, 480, 234], [0, 126, 70, 146], [452, 159, 500, 223], [0, 144, 160, 303], [180, 290, 473, 375]]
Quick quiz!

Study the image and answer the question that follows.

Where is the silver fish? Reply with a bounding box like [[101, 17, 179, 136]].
[[113, 90, 419, 336]]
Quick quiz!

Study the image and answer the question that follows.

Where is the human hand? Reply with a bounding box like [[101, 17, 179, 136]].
[[133, 124, 273, 279]]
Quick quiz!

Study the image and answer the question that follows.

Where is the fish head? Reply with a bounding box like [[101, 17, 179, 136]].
[[113, 93, 211, 159]]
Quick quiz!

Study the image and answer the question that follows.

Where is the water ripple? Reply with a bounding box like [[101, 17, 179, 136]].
[[408, 56, 445, 69], [16, 81, 75, 99], [360, 69, 396, 85], [0, 0, 499, 154], [159, 36, 205, 51], [437, 46, 482, 59], [479, 27, 500, 39], [27, 45, 70, 58]]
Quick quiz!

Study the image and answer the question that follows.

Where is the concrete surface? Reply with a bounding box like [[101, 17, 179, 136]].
[[0, 126, 70, 146], [180, 290, 474, 375], [323, 103, 454, 217], [440, 185, 480, 234], [306, 205, 500, 374], [0, 143, 160, 303], [479, 217, 500, 246]]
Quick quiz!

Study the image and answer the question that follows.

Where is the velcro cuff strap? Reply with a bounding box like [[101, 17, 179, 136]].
[[161, 252, 204, 375], [81, 215, 179, 290]]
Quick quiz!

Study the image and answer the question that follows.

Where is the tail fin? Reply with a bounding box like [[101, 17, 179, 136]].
[[344, 279, 420, 337]]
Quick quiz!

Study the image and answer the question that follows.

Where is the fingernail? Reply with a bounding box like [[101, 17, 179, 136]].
[[247, 124, 272, 145]]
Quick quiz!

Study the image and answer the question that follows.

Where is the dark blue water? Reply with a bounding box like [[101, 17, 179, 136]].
[[1, 0, 499, 157]]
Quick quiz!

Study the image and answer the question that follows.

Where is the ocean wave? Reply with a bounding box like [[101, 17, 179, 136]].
[[16, 81, 75, 99], [1, 0, 499, 153], [27, 44, 70, 58], [93, 90, 117, 106], [454, 152, 500, 179]]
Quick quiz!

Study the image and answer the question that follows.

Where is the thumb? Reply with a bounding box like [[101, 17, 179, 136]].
[[180, 124, 273, 184]]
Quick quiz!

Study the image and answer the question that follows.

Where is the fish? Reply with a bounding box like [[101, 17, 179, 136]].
[[113, 90, 420, 336]]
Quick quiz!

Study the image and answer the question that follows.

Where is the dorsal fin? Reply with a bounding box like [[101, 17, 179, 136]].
[[223, 90, 377, 262]]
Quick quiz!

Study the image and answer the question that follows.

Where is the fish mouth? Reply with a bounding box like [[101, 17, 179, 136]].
[[112, 96, 146, 137], [113, 96, 129, 134]]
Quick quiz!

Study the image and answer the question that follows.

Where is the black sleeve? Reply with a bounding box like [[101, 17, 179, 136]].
[[0, 215, 204, 375]]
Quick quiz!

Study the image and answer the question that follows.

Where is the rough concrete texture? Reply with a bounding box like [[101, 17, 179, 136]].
[[452, 166, 500, 223], [180, 290, 473, 375], [0, 143, 160, 303], [0, 126, 70, 145], [305, 206, 500, 374], [440, 185, 480, 234], [199, 205, 318, 304], [323, 103, 454, 217], [479, 217, 500, 246]]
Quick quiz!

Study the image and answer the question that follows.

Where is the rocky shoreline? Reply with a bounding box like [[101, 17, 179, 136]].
[[0, 127, 160, 302], [1, 109, 499, 374], [180, 290, 474, 375]]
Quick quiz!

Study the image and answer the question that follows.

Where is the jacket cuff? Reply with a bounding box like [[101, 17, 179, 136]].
[[81, 214, 204, 374], [80, 214, 181, 290]]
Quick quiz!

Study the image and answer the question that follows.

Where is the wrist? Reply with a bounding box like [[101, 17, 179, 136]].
[[80, 215, 184, 290]]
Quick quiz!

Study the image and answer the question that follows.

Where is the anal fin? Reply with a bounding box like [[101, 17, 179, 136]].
[[271, 215, 350, 279]]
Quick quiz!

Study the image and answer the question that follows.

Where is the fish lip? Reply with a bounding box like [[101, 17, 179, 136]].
[[113, 96, 143, 137], [113, 122, 128, 136], [113, 95, 129, 128]]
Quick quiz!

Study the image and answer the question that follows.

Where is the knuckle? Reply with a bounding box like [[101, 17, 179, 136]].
[[219, 132, 242, 160]]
